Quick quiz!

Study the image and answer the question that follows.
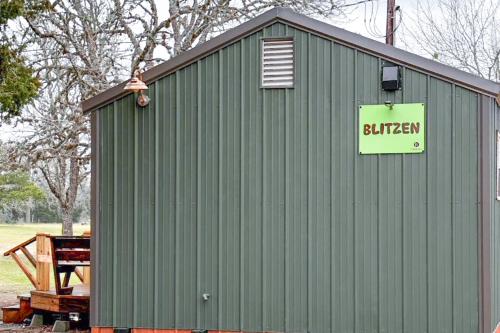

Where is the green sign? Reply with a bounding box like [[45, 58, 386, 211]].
[[359, 103, 425, 154]]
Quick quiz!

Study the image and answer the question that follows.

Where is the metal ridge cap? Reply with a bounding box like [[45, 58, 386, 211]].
[[275, 9, 500, 96], [83, 7, 499, 113]]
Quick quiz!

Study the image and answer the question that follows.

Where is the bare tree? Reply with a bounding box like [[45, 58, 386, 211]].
[[113, 0, 377, 73], [5, 59, 92, 235], [5, 0, 124, 235], [4, 0, 374, 235], [402, 0, 499, 81]]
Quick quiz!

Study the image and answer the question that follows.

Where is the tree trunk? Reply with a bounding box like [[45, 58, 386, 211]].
[[62, 208, 74, 236], [25, 198, 32, 223], [25, 205, 31, 223]]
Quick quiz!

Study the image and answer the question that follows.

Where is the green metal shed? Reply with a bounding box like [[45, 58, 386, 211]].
[[83, 8, 500, 333]]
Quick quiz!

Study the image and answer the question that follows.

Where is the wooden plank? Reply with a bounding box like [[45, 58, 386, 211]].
[[10, 252, 36, 288], [62, 272, 71, 287], [51, 237, 90, 249], [81, 227, 91, 286], [36, 233, 51, 291], [31, 284, 89, 299], [82, 266, 90, 285], [31, 293, 60, 312], [2, 306, 21, 324], [20, 247, 36, 267], [57, 261, 90, 266], [75, 268, 84, 282], [55, 250, 90, 261], [30, 291, 89, 313], [60, 297, 89, 313], [3, 236, 36, 256], [58, 287, 74, 295], [69, 284, 90, 297], [51, 236, 63, 295]]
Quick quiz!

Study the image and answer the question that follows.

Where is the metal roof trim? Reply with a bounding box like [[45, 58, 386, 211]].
[[82, 8, 280, 112], [276, 8, 499, 97], [82, 7, 499, 112]]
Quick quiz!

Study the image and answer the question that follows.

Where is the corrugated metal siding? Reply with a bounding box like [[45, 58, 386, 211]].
[[492, 99, 500, 330], [136, 85, 156, 326], [96, 22, 481, 332], [156, 74, 177, 327], [98, 103, 114, 325], [450, 86, 479, 332]]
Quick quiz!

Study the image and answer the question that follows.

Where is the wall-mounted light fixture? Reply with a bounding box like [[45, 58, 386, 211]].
[[124, 70, 150, 107], [381, 63, 401, 91]]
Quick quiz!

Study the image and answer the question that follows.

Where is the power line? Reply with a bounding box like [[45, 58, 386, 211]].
[[363, 1, 386, 39], [363, 0, 403, 43]]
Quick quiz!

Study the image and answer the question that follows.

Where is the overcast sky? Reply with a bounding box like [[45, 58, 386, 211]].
[[0, 0, 420, 141], [324, 0, 417, 44]]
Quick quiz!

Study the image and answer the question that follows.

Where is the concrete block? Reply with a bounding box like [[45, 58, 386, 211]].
[[29, 313, 44, 328], [52, 320, 70, 332]]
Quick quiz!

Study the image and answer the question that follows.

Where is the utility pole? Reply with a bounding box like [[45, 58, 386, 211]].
[[385, 0, 396, 45]]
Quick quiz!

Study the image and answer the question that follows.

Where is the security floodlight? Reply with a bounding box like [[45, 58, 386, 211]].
[[381, 65, 401, 91]]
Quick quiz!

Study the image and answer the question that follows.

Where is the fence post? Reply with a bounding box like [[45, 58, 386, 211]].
[[36, 233, 51, 291], [82, 230, 91, 285]]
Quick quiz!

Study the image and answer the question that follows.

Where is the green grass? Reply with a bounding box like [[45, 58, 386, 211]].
[[0, 223, 89, 295]]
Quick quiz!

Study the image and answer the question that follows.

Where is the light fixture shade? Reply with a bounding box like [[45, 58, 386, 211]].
[[123, 77, 148, 93], [381, 65, 401, 91]]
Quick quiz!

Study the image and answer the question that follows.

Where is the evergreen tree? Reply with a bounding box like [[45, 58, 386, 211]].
[[0, 0, 48, 118], [0, 171, 45, 209]]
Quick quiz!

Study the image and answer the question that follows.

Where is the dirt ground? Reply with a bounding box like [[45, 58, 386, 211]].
[[0, 292, 17, 308], [0, 324, 51, 332], [0, 324, 89, 333]]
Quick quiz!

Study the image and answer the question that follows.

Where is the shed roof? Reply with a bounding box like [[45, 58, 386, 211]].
[[83, 7, 500, 112]]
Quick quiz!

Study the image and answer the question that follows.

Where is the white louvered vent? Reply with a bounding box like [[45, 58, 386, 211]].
[[261, 38, 294, 88]]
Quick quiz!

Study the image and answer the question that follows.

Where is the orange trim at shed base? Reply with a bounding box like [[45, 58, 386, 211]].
[[92, 329, 195, 333], [92, 328, 114, 333]]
